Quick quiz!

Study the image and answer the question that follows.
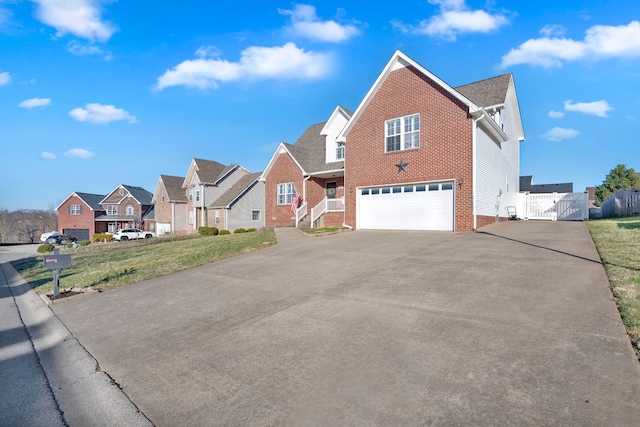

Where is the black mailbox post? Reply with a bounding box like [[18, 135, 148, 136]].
[[43, 249, 72, 297]]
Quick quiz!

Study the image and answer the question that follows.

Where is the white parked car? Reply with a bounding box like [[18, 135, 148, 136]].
[[112, 228, 155, 241], [40, 231, 59, 243]]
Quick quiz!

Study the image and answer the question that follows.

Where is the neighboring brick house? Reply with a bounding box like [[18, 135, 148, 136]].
[[261, 106, 351, 228], [209, 172, 265, 231], [151, 175, 188, 235], [182, 158, 251, 234], [263, 50, 524, 231], [56, 192, 106, 241], [96, 184, 154, 233]]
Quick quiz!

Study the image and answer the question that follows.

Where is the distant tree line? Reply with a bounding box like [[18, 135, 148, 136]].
[[0, 209, 58, 243]]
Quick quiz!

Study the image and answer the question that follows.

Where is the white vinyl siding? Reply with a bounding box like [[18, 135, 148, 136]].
[[475, 104, 519, 219], [226, 181, 265, 231]]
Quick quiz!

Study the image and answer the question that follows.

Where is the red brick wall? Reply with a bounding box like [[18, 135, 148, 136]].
[[344, 65, 475, 231], [154, 182, 172, 226], [264, 153, 304, 227], [58, 195, 102, 237]]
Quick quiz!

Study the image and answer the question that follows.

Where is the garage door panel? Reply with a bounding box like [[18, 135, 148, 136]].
[[358, 182, 453, 231]]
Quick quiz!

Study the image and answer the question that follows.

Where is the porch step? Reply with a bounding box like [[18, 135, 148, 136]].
[[297, 218, 311, 229]]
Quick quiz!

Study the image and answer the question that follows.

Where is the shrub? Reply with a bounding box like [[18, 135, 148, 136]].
[[219, 229, 230, 235], [246, 228, 257, 233], [233, 228, 246, 234], [79, 240, 91, 247], [37, 244, 55, 253], [93, 233, 113, 242], [65, 242, 75, 249], [198, 226, 219, 236]]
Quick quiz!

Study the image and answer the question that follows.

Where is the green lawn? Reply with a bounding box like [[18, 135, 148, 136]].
[[11, 230, 276, 295], [586, 217, 640, 358]]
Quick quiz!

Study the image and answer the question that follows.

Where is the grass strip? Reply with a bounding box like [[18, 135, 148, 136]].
[[586, 217, 640, 358], [11, 230, 276, 294]]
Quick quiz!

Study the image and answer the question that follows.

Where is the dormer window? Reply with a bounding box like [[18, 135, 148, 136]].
[[386, 114, 420, 152]]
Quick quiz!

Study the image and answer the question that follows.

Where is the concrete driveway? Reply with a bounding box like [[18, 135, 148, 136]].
[[52, 221, 640, 426]]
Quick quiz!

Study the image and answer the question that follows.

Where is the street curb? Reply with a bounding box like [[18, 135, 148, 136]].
[[2, 263, 154, 427]]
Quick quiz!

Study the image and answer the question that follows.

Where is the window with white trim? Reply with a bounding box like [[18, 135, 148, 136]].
[[126, 205, 134, 215], [161, 189, 165, 202], [277, 183, 294, 205], [188, 211, 194, 225], [251, 210, 261, 221], [214, 210, 220, 224], [336, 144, 345, 160], [69, 204, 82, 215], [385, 114, 420, 152], [107, 205, 117, 215], [195, 189, 200, 202]]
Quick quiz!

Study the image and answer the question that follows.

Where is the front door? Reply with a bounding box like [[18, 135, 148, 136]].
[[326, 182, 337, 199]]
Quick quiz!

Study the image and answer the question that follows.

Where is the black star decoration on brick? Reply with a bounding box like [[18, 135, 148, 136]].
[[396, 159, 409, 173]]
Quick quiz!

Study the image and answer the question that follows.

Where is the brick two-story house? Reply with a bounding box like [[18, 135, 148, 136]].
[[262, 50, 524, 231], [56, 192, 107, 241], [96, 184, 154, 233]]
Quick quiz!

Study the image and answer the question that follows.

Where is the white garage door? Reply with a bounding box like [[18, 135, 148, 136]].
[[358, 182, 454, 231]]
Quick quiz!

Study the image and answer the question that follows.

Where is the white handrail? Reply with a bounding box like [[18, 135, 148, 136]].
[[295, 201, 307, 226]]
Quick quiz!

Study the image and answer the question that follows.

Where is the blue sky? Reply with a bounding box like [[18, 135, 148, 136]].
[[1, 0, 639, 210]]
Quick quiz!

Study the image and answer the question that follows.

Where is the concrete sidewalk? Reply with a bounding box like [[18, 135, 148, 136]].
[[0, 247, 152, 427]]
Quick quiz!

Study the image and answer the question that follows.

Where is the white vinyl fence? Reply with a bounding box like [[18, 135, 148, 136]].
[[516, 192, 588, 221]]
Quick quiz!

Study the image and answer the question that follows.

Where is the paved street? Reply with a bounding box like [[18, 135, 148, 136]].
[[0, 245, 152, 427], [50, 221, 640, 426]]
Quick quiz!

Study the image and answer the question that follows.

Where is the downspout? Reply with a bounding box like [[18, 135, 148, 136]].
[[472, 116, 481, 231]]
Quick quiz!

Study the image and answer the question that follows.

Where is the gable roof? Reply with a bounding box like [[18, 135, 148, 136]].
[[210, 172, 262, 208], [187, 158, 241, 186], [56, 192, 105, 211], [288, 122, 344, 174], [338, 50, 517, 144], [101, 184, 153, 205], [158, 175, 187, 202]]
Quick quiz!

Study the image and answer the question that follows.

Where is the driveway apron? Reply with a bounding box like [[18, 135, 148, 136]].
[[51, 222, 640, 426]]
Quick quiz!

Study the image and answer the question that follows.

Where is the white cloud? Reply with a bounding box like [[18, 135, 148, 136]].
[[542, 127, 580, 141], [0, 71, 10, 85], [393, 0, 509, 40], [69, 103, 138, 124], [68, 41, 110, 59], [278, 4, 360, 43], [19, 97, 52, 108], [540, 24, 566, 38], [32, 0, 117, 42], [41, 151, 56, 160], [156, 42, 332, 90], [548, 110, 565, 119], [195, 46, 222, 59], [65, 148, 95, 158], [501, 20, 640, 68], [564, 100, 613, 117]]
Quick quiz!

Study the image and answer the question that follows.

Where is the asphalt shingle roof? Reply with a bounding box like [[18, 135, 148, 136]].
[[210, 172, 262, 208], [193, 158, 237, 184], [122, 185, 153, 204], [160, 175, 187, 202], [455, 73, 512, 108], [75, 192, 106, 211], [287, 122, 344, 174]]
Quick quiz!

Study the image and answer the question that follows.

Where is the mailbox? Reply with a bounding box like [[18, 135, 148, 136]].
[[43, 254, 72, 270]]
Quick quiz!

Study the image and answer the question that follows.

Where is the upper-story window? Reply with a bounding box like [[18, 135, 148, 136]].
[[69, 204, 82, 215], [107, 205, 117, 215], [336, 144, 345, 160], [126, 205, 134, 215], [161, 190, 165, 202], [385, 114, 420, 152], [195, 189, 200, 202], [118, 188, 124, 196], [277, 183, 294, 205]]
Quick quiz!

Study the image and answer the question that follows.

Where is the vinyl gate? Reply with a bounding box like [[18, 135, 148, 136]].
[[523, 192, 588, 221]]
